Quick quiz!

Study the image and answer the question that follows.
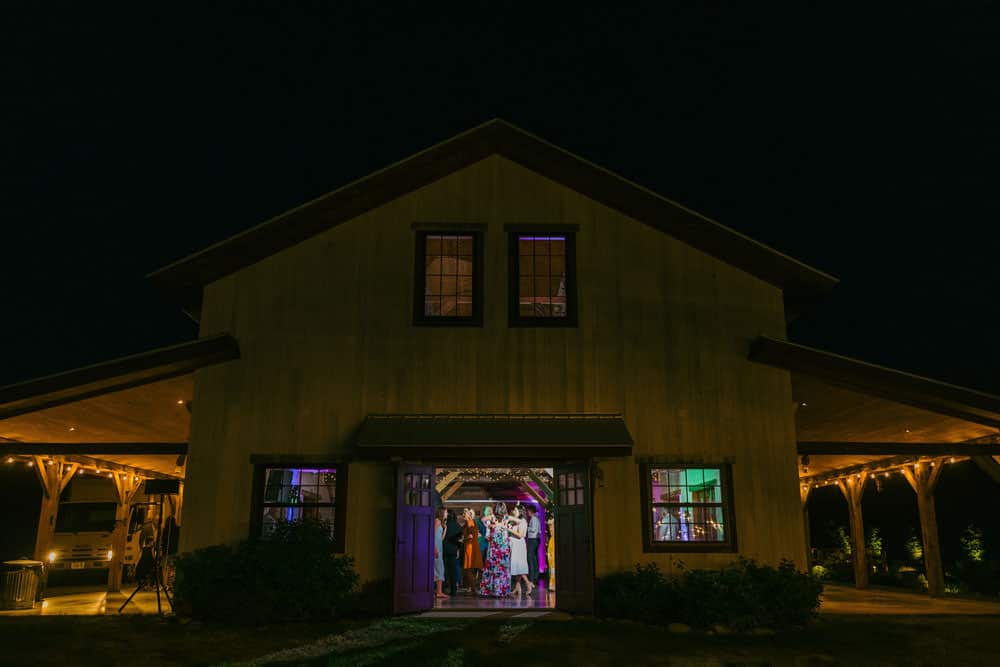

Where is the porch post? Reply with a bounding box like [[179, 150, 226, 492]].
[[836, 472, 869, 589], [107, 473, 142, 592], [32, 457, 79, 562], [800, 484, 812, 568], [901, 460, 945, 597]]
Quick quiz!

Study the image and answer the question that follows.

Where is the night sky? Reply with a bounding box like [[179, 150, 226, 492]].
[[2, 5, 999, 564]]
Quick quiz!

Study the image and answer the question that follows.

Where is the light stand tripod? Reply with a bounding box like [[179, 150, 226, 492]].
[[119, 493, 174, 614]]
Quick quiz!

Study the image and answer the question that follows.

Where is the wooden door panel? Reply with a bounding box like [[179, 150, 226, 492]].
[[393, 465, 435, 614], [554, 464, 594, 613]]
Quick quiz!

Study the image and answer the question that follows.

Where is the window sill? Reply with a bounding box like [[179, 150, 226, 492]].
[[508, 317, 578, 328], [413, 318, 483, 327]]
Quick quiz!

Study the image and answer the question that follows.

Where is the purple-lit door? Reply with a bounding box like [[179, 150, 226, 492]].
[[554, 463, 595, 613], [393, 464, 435, 614]]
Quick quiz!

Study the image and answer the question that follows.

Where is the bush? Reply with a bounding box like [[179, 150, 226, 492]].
[[597, 558, 822, 632], [954, 559, 1000, 596], [173, 519, 359, 624], [595, 563, 671, 621]]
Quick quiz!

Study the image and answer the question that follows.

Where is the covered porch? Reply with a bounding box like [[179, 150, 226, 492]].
[[752, 337, 1000, 597], [0, 336, 239, 598]]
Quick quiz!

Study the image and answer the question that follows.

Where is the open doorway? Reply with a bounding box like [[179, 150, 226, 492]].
[[393, 462, 594, 614], [432, 466, 555, 610]]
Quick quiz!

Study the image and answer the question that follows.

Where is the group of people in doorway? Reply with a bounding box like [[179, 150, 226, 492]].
[[434, 503, 554, 599]]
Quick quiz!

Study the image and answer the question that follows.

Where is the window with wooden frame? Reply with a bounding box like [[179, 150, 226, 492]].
[[413, 229, 483, 326], [507, 227, 577, 327], [640, 463, 736, 552], [250, 464, 348, 552]]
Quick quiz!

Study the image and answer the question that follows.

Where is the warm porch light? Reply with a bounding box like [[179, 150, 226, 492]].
[[106, 550, 113, 561], [26, 460, 34, 467], [47, 551, 55, 563], [4, 457, 12, 464]]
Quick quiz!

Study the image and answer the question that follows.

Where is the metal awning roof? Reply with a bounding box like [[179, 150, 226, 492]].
[[356, 413, 633, 460]]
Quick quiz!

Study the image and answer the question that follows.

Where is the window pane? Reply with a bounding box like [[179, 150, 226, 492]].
[[516, 235, 570, 319], [422, 234, 474, 318], [648, 466, 727, 544], [261, 467, 337, 533]]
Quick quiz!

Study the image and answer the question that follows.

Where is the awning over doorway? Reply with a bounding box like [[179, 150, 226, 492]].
[[356, 413, 633, 460]]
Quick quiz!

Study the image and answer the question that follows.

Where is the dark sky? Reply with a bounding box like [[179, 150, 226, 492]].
[[3, 3, 999, 392]]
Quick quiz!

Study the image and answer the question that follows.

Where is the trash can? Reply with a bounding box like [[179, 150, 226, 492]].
[[1, 560, 45, 610]]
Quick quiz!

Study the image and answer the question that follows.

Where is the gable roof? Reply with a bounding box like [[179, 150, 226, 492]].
[[749, 336, 1000, 429], [149, 119, 838, 320]]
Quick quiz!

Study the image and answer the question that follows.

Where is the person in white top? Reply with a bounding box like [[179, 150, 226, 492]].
[[507, 505, 533, 596]]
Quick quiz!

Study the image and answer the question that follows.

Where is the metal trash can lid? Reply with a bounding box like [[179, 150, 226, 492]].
[[3, 560, 44, 567]]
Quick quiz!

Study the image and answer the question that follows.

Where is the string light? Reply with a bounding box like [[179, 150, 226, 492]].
[[801, 456, 961, 488]]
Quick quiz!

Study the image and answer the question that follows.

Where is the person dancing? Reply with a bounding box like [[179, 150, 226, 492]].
[[462, 508, 484, 590], [508, 506, 532, 597], [479, 503, 511, 598], [434, 508, 447, 599]]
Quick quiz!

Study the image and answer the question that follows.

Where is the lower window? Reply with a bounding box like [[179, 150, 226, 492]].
[[641, 464, 735, 552], [251, 464, 347, 551]]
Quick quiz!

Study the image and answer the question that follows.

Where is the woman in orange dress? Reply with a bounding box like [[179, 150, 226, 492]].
[[462, 508, 484, 589]]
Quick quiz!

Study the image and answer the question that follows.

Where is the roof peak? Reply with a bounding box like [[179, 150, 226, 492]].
[[149, 121, 837, 320]]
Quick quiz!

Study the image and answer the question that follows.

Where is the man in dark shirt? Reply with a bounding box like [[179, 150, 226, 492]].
[[442, 511, 464, 595]]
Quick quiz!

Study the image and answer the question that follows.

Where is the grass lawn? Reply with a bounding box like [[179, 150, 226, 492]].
[[2, 614, 1000, 666]]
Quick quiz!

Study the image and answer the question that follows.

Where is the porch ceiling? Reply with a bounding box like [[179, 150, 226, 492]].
[[0, 375, 193, 443], [792, 375, 999, 478]]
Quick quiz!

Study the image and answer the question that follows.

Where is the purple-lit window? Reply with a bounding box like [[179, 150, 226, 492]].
[[260, 467, 337, 538], [642, 465, 736, 552], [508, 231, 576, 326], [414, 231, 482, 325]]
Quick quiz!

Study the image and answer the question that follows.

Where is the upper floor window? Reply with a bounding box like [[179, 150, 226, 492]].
[[413, 230, 483, 326], [508, 229, 577, 326], [640, 464, 736, 552]]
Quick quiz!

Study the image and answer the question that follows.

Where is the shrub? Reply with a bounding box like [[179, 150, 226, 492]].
[[173, 519, 359, 624], [597, 558, 822, 632], [904, 532, 924, 562], [960, 525, 986, 562], [595, 562, 671, 621]]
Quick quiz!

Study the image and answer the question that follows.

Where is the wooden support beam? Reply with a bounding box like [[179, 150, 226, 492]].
[[107, 473, 144, 592], [900, 460, 946, 597], [32, 457, 79, 562], [799, 441, 1000, 456], [972, 455, 1000, 485], [0, 443, 188, 456], [440, 481, 464, 501], [435, 470, 460, 493], [525, 469, 554, 501], [521, 481, 548, 506], [800, 483, 812, 566], [836, 472, 869, 589]]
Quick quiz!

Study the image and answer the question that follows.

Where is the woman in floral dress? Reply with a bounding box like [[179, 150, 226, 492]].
[[479, 503, 511, 598]]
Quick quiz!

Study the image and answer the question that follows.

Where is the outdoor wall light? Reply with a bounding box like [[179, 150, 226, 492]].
[[47, 551, 55, 563]]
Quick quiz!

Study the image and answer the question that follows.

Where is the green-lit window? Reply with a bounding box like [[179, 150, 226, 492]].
[[641, 464, 736, 552]]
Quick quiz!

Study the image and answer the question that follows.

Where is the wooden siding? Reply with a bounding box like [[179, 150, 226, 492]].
[[182, 155, 803, 584]]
